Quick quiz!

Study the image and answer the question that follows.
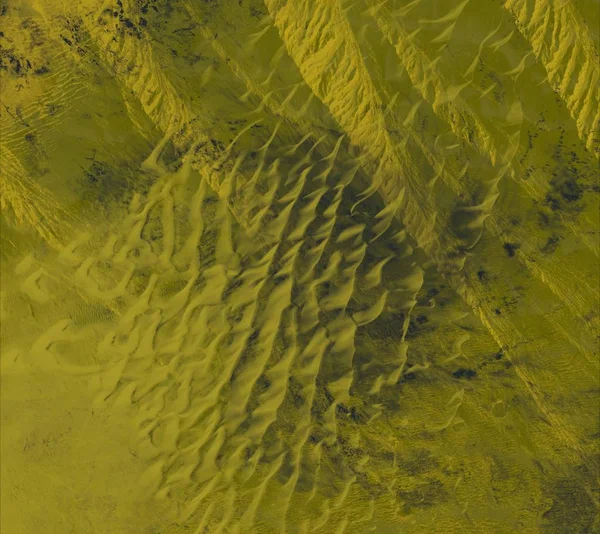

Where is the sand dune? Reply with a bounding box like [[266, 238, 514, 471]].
[[1, 1, 598, 532]]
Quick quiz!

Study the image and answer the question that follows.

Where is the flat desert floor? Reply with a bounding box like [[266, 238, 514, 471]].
[[1, 0, 599, 532]]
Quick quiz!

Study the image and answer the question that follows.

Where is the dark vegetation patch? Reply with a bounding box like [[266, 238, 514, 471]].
[[545, 172, 583, 211], [310, 380, 335, 421], [82, 160, 112, 185], [406, 314, 431, 338], [397, 479, 448, 511], [360, 312, 405, 344], [501, 292, 520, 312], [427, 287, 439, 297], [396, 449, 439, 476], [287, 376, 304, 409], [254, 373, 271, 394], [0, 47, 34, 77], [537, 210, 553, 228], [397, 364, 417, 385], [452, 368, 477, 379], [541, 478, 598, 533], [540, 234, 561, 254], [503, 242, 519, 257], [447, 244, 469, 261], [335, 403, 368, 423], [249, 6, 265, 18], [543, 130, 592, 213]]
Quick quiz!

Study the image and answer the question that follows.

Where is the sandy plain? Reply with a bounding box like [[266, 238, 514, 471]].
[[1, 0, 599, 532]]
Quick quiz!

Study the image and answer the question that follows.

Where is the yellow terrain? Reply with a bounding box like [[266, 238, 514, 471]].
[[0, 0, 599, 532]]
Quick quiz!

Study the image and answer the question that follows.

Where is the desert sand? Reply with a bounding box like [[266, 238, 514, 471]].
[[1, 0, 598, 532]]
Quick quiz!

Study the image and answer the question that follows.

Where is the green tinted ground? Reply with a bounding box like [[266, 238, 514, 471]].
[[1, 1, 599, 532]]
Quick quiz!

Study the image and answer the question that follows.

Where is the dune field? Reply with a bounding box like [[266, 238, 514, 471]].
[[0, 0, 599, 532]]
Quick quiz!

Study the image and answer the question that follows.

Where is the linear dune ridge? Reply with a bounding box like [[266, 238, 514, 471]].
[[0, 0, 598, 533]]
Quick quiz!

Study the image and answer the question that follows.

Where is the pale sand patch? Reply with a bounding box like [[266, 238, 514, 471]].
[[1, 369, 181, 534]]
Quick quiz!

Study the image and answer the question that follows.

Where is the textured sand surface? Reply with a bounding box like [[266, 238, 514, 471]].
[[1, 0, 599, 532]]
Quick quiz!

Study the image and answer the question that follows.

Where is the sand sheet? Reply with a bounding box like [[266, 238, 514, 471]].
[[1, 0, 599, 532]]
